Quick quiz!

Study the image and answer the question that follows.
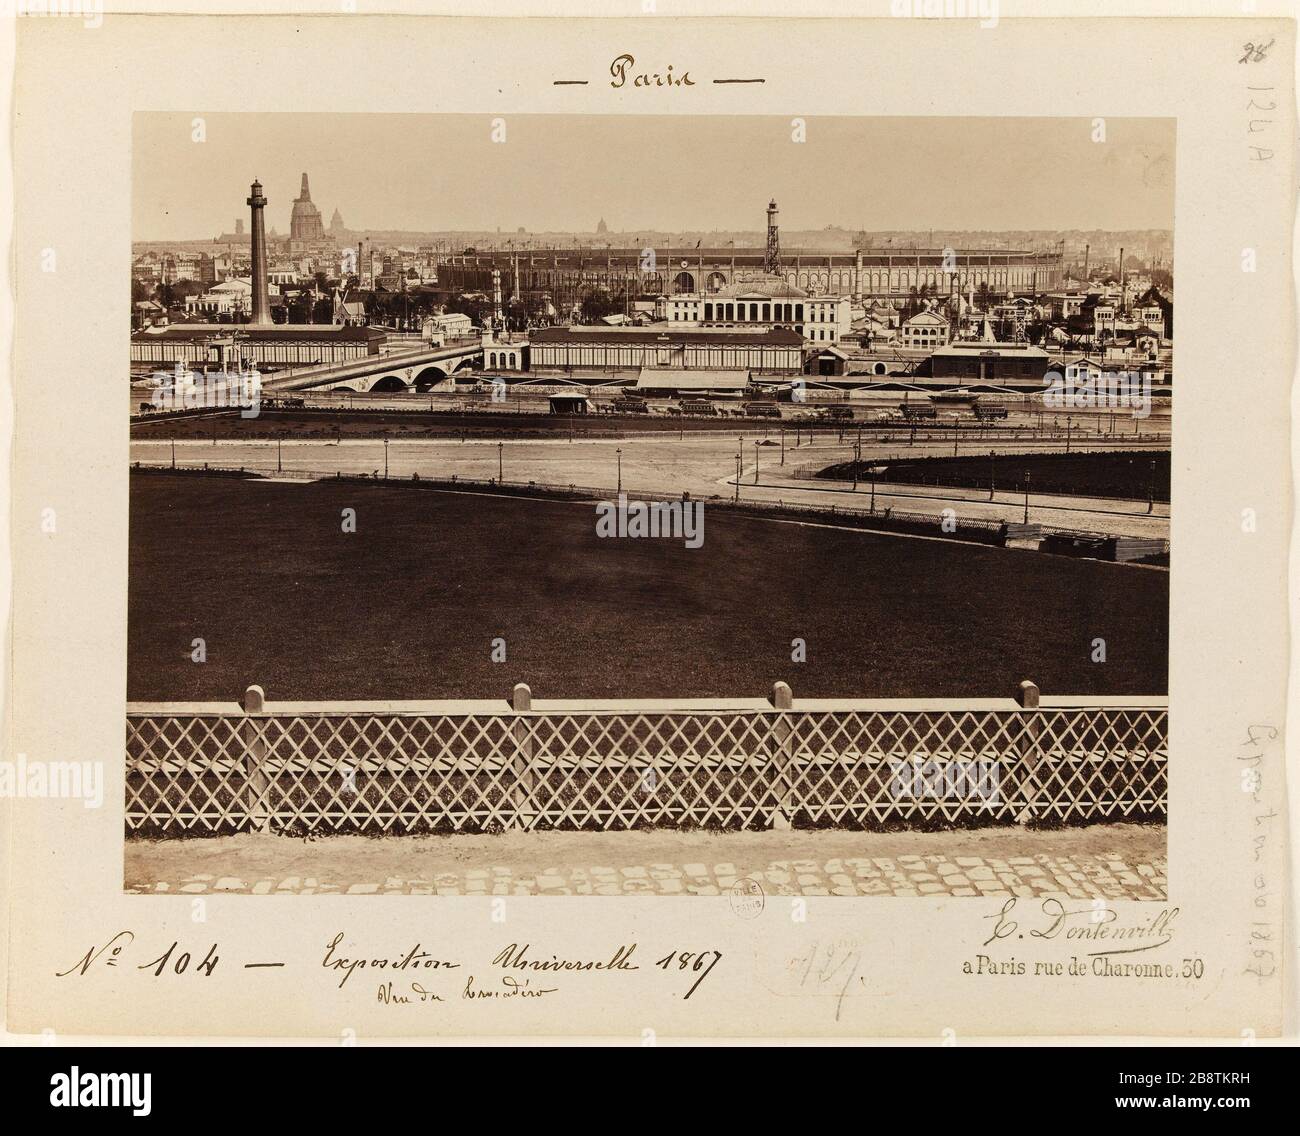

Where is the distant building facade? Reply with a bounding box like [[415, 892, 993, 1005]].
[[661, 279, 851, 345], [290, 172, 326, 243], [899, 309, 951, 349]]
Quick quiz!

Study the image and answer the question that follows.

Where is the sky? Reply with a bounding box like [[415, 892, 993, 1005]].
[[133, 113, 1175, 241]]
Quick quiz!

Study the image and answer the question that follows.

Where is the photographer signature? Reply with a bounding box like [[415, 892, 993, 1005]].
[[982, 897, 1178, 956]]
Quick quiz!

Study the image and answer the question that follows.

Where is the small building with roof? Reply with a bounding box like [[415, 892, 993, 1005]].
[[130, 323, 387, 368], [928, 342, 1052, 386], [528, 325, 803, 374]]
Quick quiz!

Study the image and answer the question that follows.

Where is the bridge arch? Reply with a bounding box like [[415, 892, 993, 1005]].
[[414, 365, 451, 390], [369, 374, 409, 393]]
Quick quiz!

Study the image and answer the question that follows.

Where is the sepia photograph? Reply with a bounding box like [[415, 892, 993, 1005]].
[[124, 112, 1172, 904], [4, 3, 1295, 1064]]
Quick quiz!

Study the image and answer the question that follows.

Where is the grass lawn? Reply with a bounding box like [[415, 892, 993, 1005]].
[[128, 473, 1168, 701], [819, 449, 1171, 502]]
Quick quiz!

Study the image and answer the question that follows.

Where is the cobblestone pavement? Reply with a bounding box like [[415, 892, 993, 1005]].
[[126, 828, 1167, 900]]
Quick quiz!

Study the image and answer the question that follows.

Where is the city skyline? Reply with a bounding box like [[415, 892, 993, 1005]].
[[134, 113, 1175, 242]]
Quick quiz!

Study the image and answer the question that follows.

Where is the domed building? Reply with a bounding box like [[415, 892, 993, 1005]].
[[289, 172, 326, 242]]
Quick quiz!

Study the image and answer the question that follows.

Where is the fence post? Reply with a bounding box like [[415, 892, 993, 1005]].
[[770, 681, 794, 830], [511, 682, 537, 830], [241, 684, 271, 832], [1015, 679, 1042, 825]]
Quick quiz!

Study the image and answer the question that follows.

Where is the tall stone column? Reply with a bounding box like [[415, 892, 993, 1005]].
[[246, 179, 271, 325]]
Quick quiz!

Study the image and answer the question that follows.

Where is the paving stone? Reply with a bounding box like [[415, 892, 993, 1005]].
[[180, 883, 206, 893], [437, 887, 459, 896], [803, 886, 831, 896], [831, 886, 857, 896], [537, 875, 566, 889], [347, 883, 379, 895], [951, 887, 978, 897], [766, 870, 792, 884], [595, 884, 621, 896], [797, 874, 822, 886], [213, 877, 245, 891], [541, 888, 572, 896], [252, 880, 274, 895], [966, 867, 995, 881], [954, 857, 982, 867], [658, 879, 684, 894], [688, 884, 720, 895], [683, 863, 708, 878], [276, 877, 300, 890], [621, 866, 648, 879], [714, 862, 739, 876], [917, 882, 947, 894]]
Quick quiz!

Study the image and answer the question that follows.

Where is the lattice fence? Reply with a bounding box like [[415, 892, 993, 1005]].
[[125, 683, 1167, 836]]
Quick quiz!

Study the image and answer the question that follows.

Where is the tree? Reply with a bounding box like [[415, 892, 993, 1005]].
[[580, 288, 621, 323], [446, 293, 492, 326]]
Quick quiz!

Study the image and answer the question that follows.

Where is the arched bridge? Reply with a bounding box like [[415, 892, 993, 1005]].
[[262, 342, 484, 394]]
